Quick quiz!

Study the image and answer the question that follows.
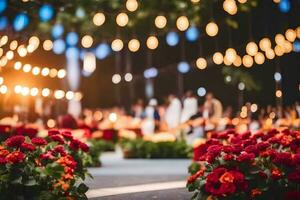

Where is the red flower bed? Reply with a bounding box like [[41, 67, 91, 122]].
[[187, 129, 300, 200]]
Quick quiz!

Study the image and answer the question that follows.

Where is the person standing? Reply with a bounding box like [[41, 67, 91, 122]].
[[180, 90, 198, 123], [165, 94, 182, 129], [141, 99, 160, 135], [203, 92, 223, 121]]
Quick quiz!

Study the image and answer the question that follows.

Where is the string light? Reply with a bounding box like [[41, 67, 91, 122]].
[[111, 39, 124, 51], [146, 36, 159, 50], [155, 15, 167, 29], [259, 37, 272, 51], [196, 57, 207, 70], [275, 45, 284, 56], [206, 22, 218, 37], [242, 55, 253, 68], [57, 69, 66, 79], [54, 90, 65, 99], [233, 55, 242, 67], [0, 85, 8, 94], [0, 77, 3, 85], [30, 87, 39, 96], [128, 39, 140, 52], [9, 40, 18, 50], [265, 49, 275, 59], [124, 73, 133, 82], [0, 35, 8, 47], [213, 52, 224, 65], [81, 35, 93, 48], [176, 16, 189, 31], [223, 57, 232, 66], [42, 88, 50, 97], [43, 40, 53, 51], [41, 67, 50, 76], [17, 45, 27, 57], [254, 52, 265, 65], [14, 61, 22, 70], [126, 0, 138, 12], [32, 66, 40, 75], [223, 0, 238, 15], [275, 34, 285, 45], [225, 48, 237, 63], [246, 42, 258, 56], [83, 52, 96, 73], [285, 29, 296, 42], [66, 91, 74, 100], [6, 50, 14, 60], [93, 12, 105, 26], [112, 74, 121, 84], [116, 12, 129, 27], [275, 90, 282, 98], [49, 68, 57, 78], [23, 64, 32, 73]]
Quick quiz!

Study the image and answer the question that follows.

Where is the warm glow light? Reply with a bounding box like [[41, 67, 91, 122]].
[[6, 51, 14, 60], [49, 68, 57, 78], [155, 15, 167, 29], [283, 41, 292, 53], [285, 29, 296, 42], [146, 36, 159, 50], [116, 12, 129, 27], [41, 67, 50, 76], [18, 45, 27, 57], [233, 55, 242, 67], [0, 85, 7, 94], [225, 48, 237, 63], [206, 22, 218, 37], [54, 90, 65, 99], [275, 45, 284, 56], [265, 49, 275, 59], [32, 66, 40, 75], [296, 27, 300, 39], [0, 57, 7, 67], [66, 91, 74, 100], [74, 92, 83, 101], [14, 85, 22, 94], [246, 42, 258, 56], [223, 57, 232, 66], [238, 0, 247, 3], [27, 44, 36, 53], [0, 77, 3, 85], [14, 61, 22, 70], [23, 64, 32, 73], [111, 39, 124, 51], [0, 48, 3, 57], [275, 34, 285, 45], [47, 119, 56, 128], [93, 12, 105, 26], [242, 55, 253, 68], [176, 16, 189, 31], [276, 90, 282, 98], [43, 40, 53, 51], [83, 52, 96, 73], [30, 87, 39, 96], [223, 0, 238, 15], [124, 73, 133, 82], [29, 36, 40, 47], [196, 57, 207, 70], [0, 35, 8, 46], [10, 40, 18, 50], [109, 112, 118, 122], [112, 74, 121, 84], [259, 38, 272, 51], [254, 52, 265, 65], [81, 35, 93, 48], [21, 87, 30, 96], [126, 0, 138, 12], [191, 0, 200, 3], [213, 52, 224, 65], [42, 88, 50, 97], [128, 39, 140, 52], [57, 69, 66, 79]]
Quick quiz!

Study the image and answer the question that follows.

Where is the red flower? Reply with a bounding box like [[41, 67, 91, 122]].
[[237, 152, 255, 162], [53, 145, 67, 156], [287, 169, 300, 183], [187, 169, 205, 184], [0, 157, 6, 164], [6, 151, 25, 164], [244, 145, 259, 155], [273, 152, 293, 166], [49, 135, 64, 144], [40, 151, 55, 160], [61, 131, 73, 140], [21, 142, 36, 151], [31, 137, 47, 146], [48, 130, 60, 136], [271, 168, 282, 180], [0, 125, 11, 134], [223, 154, 234, 161], [251, 188, 262, 198], [5, 135, 25, 147], [70, 139, 89, 152], [16, 127, 38, 138], [256, 141, 270, 151], [193, 144, 208, 161]]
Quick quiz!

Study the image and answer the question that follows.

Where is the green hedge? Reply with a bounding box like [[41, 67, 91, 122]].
[[87, 139, 115, 167]]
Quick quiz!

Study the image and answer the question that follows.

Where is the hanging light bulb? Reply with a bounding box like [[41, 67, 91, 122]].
[[246, 42, 258, 56], [283, 41, 293, 53], [206, 22, 218, 37], [155, 15, 167, 29], [259, 37, 271, 51], [274, 45, 284, 56], [176, 16, 189, 31], [128, 39, 140, 52], [254, 52, 265, 65], [43, 40, 53, 51], [285, 29, 296, 42], [223, 0, 238, 15], [83, 52, 96, 74], [0, 35, 8, 47], [223, 57, 232, 66], [233, 55, 242, 67], [275, 34, 285, 46], [225, 48, 237, 63], [17, 45, 27, 57], [126, 0, 138, 12], [265, 49, 275, 59], [213, 52, 224, 65], [146, 36, 159, 50], [49, 68, 57, 78], [81, 35, 93, 48], [116, 12, 129, 27], [111, 39, 124, 51], [54, 90, 65, 99], [242, 55, 253, 68], [93, 12, 105, 26], [196, 57, 207, 70]]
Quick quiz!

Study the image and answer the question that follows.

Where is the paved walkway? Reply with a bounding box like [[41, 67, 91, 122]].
[[85, 149, 192, 200]]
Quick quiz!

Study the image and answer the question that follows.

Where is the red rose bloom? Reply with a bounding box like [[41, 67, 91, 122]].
[[193, 144, 208, 161], [6, 151, 25, 164], [49, 135, 64, 144], [273, 152, 293, 166], [0, 157, 6, 164], [237, 152, 255, 162], [53, 145, 67, 156], [21, 142, 36, 151], [16, 127, 38, 138], [244, 145, 259, 155], [70, 139, 89, 152], [271, 168, 282, 180], [256, 141, 270, 151], [5, 135, 25, 147], [40, 151, 55, 160], [61, 131, 73, 140], [48, 130, 60, 136], [31, 137, 47, 146]]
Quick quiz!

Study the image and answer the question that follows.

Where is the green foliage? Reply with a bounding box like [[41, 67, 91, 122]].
[[86, 139, 115, 167], [119, 138, 192, 159]]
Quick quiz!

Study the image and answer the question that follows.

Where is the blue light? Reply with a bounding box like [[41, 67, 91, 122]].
[[197, 87, 206, 97], [95, 43, 111, 60], [66, 32, 79, 46], [13, 13, 29, 31], [177, 61, 190, 74], [76, 8, 85, 18], [166, 32, 179, 46], [144, 67, 158, 79], [39, 4, 54, 22], [0, 16, 8, 30], [293, 41, 300, 52], [185, 26, 199, 42], [279, 0, 290, 13], [0, 0, 7, 13], [53, 39, 66, 54], [52, 24, 64, 38], [66, 47, 79, 59]]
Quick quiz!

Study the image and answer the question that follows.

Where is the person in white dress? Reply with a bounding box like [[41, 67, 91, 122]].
[[141, 99, 160, 135], [180, 91, 198, 123], [165, 94, 182, 129]]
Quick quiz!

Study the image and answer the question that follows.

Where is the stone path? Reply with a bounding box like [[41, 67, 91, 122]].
[[85, 149, 192, 200]]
